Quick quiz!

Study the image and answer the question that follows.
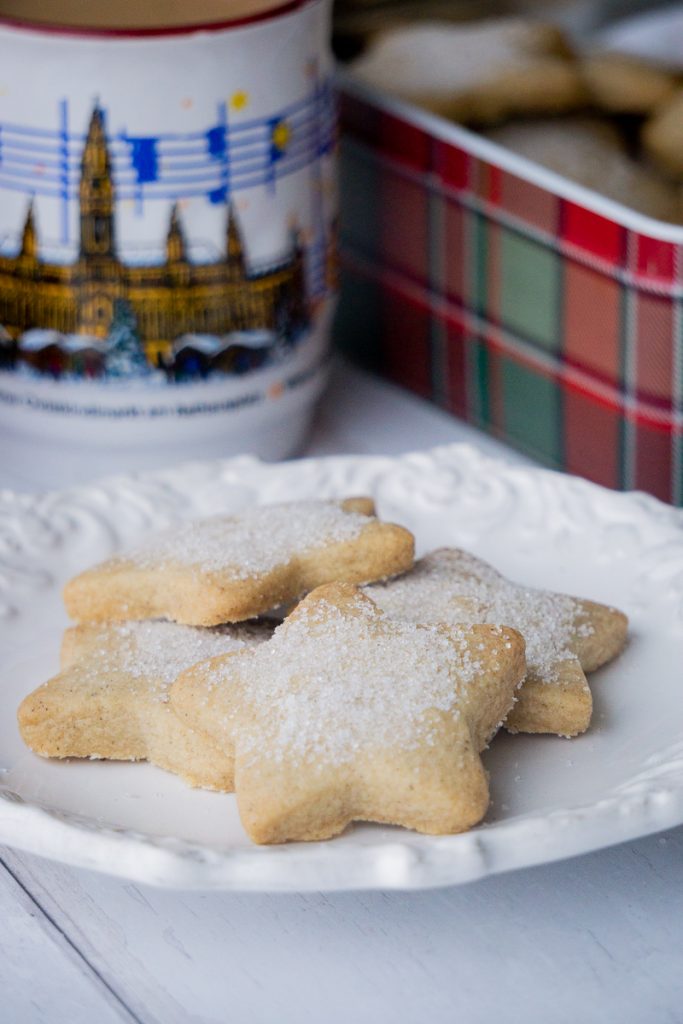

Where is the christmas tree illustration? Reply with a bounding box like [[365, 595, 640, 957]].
[[104, 300, 150, 379]]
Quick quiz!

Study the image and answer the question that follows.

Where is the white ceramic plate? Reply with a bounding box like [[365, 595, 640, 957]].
[[1, 444, 682, 891]]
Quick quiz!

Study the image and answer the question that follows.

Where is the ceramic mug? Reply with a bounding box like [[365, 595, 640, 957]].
[[0, 0, 336, 486]]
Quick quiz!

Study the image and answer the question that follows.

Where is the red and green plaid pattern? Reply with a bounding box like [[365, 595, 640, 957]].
[[336, 88, 683, 505]]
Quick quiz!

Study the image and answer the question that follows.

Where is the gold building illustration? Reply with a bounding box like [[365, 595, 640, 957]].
[[0, 105, 308, 367]]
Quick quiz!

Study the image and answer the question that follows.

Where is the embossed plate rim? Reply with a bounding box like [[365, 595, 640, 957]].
[[1, 443, 682, 891]]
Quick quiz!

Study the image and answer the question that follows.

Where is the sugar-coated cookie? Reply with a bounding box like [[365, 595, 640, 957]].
[[171, 582, 526, 844], [486, 117, 681, 223], [581, 51, 678, 115], [18, 620, 272, 789], [64, 498, 414, 627], [643, 88, 683, 179], [350, 19, 585, 124], [364, 549, 628, 737], [334, 0, 500, 60]]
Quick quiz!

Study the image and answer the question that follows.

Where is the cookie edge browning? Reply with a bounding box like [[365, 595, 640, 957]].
[[63, 561, 187, 624], [239, 617, 526, 845], [643, 89, 683, 179], [505, 662, 592, 737], [572, 600, 628, 673], [60, 623, 106, 670], [62, 500, 413, 626], [458, 57, 585, 126], [340, 496, 376, 516], [171, 590, 526, 844], [295, 519, 414, 594], [17, 638, 236, 791], [457, 622, 527, 751], [581, 51, 678, 115], [170, 648, 248, 757], [367, 548, 628, 738]]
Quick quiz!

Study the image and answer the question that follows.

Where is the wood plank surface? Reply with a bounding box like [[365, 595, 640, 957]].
[[2, 826, 682, 1024], [0, 854, 135, 1024]]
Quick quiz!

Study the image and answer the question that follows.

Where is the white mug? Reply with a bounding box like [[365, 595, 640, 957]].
[[0, 0, 336, 486]]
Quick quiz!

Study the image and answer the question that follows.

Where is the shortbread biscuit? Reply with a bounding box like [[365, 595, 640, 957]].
[[643, 88, 683, 179], [486, 117, 682, 222], [581, 51, 678, 115], [350, 19, 585, 124], [171, 582, 526, 844], [365, 549, 628, 737], [64, 498, 414, 627], [334, 0, 501, 60], [18, 620, 272, 789]]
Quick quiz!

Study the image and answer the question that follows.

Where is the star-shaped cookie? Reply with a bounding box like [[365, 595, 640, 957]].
[[170, 582, 526, 844], [365, 548, 628, 737], [64, 498, 414, 627], [18, 619, 272, 789]]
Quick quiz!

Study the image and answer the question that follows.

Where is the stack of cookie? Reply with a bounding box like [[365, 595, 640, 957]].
[[347, 16, 683, 223], [18, 498, 627, 844]]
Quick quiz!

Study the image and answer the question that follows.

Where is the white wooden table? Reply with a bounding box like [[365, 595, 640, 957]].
[[3, 362, 682, 1024]]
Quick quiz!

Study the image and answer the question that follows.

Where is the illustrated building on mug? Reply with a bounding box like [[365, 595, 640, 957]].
[[0, 104, 309, 368]]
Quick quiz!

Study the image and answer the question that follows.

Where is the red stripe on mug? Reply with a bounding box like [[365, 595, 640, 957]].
[[0, 0, 306, 38]]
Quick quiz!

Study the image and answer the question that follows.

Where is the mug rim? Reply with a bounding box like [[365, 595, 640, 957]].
[[0, 0, 308, 38]]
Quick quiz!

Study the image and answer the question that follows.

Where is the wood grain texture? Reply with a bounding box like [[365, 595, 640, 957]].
[[0, 856, 135, 1024], [2, 827, 683, 1024]]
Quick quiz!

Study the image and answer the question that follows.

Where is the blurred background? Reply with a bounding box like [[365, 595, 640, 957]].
[[2, 0, 683, 501], [333, 0, 683, 504], [333, 0, 676, 56]]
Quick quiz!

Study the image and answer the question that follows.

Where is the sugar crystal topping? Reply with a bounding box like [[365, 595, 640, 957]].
[[78, 620, 271, 699], [215, 595, 498, 768], [365, 549, 593, 685], [124, 501, 369, 578]]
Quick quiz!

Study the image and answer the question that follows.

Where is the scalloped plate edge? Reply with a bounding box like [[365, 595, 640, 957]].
[[1, 442, 682, 890]]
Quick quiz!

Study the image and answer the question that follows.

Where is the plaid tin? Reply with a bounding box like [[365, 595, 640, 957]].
[[335, 84, 683, 505]]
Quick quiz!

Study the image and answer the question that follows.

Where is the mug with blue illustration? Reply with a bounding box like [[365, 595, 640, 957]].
[[0, 0, 336, 485]]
